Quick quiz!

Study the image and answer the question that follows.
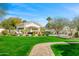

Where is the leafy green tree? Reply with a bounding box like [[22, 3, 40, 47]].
[[1, 17, 23, 31], [1, 19, 13, 29], [8, 17, 23, 29]]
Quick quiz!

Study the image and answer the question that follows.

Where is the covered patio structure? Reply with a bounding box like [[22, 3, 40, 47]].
[[16, 22, 42, 36]]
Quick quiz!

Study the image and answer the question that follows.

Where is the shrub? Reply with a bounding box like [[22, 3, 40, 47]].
[[9, 32, 17, 36], [74, 32, 79, 38], [1, 30, 9, 35], [44, 31, 52, 36]]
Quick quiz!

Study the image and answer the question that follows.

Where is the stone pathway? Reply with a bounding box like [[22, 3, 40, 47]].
[[29, 42, 79, 56]]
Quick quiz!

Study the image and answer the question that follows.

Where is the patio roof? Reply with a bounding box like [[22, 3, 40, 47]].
[[16, 21, 42, 29]]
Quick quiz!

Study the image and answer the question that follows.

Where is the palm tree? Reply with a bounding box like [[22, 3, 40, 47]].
[[23, 20, 27, 23], [46, 17, 53, 23]]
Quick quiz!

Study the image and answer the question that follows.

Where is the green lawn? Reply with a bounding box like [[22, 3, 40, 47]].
[[0, 36, 79, 56], [51, 44, 79, 56]]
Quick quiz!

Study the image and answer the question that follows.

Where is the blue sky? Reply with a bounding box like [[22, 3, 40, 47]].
[[1, 3, 79, 26]]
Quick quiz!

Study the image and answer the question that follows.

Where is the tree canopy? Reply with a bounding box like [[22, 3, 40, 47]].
[[46, 17, 70, 34], [1, 17, 23, 30]]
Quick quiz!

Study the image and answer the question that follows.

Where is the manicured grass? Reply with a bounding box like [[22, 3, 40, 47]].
[[0, 36, 79, 56], [0, 36, 64, 56], [51, 44, 79, 56]]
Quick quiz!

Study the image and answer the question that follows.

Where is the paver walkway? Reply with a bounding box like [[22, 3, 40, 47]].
[[29, 42, 79, 56]]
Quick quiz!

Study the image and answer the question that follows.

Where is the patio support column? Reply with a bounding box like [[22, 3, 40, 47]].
[[37, 28, 41, 35], [16, 27, 19, 32], [24, 26, 26, 30], [38, 28, 40, 32], [30, 28, 33, 32]]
